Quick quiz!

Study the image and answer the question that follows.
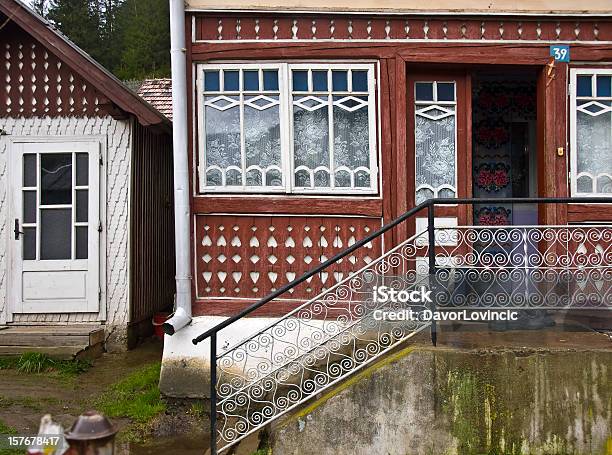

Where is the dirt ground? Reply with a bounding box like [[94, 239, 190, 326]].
[[0, 339, 209, 454]]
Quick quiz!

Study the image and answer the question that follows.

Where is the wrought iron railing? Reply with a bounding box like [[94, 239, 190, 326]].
[[193, 198, 612, 454]]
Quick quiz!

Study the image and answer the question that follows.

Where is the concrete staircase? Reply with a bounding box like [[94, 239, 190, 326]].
[[0, 325, 105, 359]]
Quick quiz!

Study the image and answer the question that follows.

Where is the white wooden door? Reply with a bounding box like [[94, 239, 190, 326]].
[[9, 141, 101, 314]]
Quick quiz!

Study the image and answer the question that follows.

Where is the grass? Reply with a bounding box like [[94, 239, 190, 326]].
[[188, 401, 206, 419], [96, 362, 165, 424], [0, 352, 91, 377], [0, 419, 20, 455]]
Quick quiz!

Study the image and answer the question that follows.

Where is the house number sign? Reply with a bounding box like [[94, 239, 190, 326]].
[[550, 45, 570, 62]]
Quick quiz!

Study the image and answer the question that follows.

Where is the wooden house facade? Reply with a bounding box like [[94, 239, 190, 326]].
[[158, 0, 612, 398], [180, 3, 612, 318]]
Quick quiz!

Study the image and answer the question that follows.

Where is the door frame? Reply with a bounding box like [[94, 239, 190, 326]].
[[5, 136, 107, 322], [405, 68, 473, 236]]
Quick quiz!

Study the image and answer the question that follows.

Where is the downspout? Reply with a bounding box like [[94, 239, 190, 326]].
[[163, 0, 192, 335]]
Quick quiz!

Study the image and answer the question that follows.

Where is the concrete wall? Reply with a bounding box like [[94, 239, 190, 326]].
[[159, 315, 278, 397], [271, 346, 612, 455], [0, 116, 132, 347]]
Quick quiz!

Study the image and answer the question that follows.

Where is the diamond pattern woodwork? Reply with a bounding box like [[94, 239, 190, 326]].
[[195, 215, 382, 300], [1, 22, 102, 118]]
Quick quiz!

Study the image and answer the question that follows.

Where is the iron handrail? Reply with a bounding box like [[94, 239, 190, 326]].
[[193, 196, 612, 345], [195, 196, 612, 455]]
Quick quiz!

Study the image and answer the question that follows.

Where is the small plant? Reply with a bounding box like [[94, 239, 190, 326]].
[[188, 401, 206, 419], [16, 352, 53, 374], [96, 362, 165, 424], [0, 353, 91, 377], [0, 419, 21, 455]]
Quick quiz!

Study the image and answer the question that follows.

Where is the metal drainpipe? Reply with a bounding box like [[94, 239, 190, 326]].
[[163, 0, 192, 335]]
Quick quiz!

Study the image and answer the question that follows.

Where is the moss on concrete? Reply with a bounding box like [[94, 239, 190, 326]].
[[436, 351, 611, 455], [271, 348, 612, 455]]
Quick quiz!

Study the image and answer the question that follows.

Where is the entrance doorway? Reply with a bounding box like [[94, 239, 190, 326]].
[[471, 69, 539, 226], [8, 140, 101, 316]]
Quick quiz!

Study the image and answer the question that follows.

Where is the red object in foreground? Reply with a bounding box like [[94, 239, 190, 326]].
[[153, 313, 171, 340]]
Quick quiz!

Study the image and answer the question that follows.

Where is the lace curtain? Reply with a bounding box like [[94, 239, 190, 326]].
[[201, 65, 376, 193], [576, 110, 612, 194], [415, 107, 457, 204]]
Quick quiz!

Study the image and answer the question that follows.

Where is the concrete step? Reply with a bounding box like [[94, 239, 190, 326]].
[[0, 325, 105, 359]]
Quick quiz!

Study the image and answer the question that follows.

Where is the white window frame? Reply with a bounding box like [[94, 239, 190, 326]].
[[196, 62, 378, 195], [569, 68, 612, 197]]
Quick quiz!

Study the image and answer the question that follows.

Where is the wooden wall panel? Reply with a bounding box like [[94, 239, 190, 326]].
[[0, 21, 103, 118], [130, 122, 176, 324], [194, 215, 382, 302]]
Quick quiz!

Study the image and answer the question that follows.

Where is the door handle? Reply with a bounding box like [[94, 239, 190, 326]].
[[14, 219, 24, 240]]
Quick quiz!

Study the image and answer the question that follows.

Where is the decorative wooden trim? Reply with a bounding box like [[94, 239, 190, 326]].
[[194, 15, 612, 43], [192, 196, 383, 216], [194, 214, 383, 301], [0, 0, 169, 128]]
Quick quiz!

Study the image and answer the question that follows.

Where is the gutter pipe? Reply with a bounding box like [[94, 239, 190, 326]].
[[164, 0, 192, 335]]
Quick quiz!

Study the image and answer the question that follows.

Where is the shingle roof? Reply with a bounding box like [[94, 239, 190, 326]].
[[137, 79, 173, 121]]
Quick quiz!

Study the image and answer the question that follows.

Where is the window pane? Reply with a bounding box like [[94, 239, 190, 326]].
[[333, 98, 370, 183], [41, 154, 72, 205], [351, 71, 368, 92], [226, 169, 242, 186], [23, 227, 36, 260], [416, 83, 434, 101], [76, 190, 88, 223], [596, 175, 612, 193], [266, 169, 283, 187], [596, 75, 611, 97], [243, 70, 259, 90], [437, 83, 455, 102], [292, 70, 308, 91], [224, 71, 239, 91], [577, 75, 592, 97], [206, 169, 222, 186], [76, 226, 88, 259], [332, 70, 348, 91], [293, 101, 329, 186], [23, 154, 36, 187], [23, 191, 36, 224], [244, 96, 281, 186], [204, 96, 241, 186], [204, 71, 220, 91], [576, 109, 612, 193], [263, 70, 279, 91], [415, 104, 456, 203], [40, 209, 71, 260], [312, 71, 328, 91], [76, 153, 89, 186]]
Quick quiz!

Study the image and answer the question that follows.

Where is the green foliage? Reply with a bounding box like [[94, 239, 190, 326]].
[[0, 419, 17, 434], [188, 401, 206, 419], [39, 0, 170, 79], [0, 419, 21, 455], [95, 362, 165, 424], [113, 0, 170, 79], [0, 353, 91, 377]]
